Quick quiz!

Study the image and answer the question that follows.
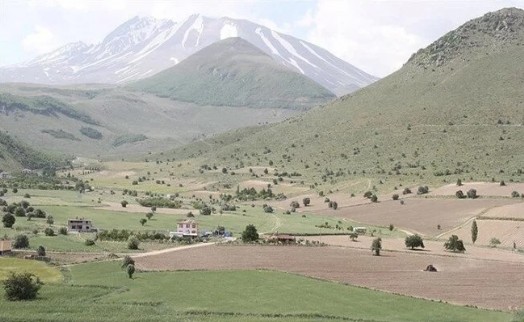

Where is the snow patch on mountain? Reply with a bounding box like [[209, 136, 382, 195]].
[[221, 23, 238, 40], [0, 15, 378, 95]]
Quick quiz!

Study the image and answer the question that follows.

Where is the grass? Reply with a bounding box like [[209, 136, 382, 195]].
[[0, 258, 62, 283], [0, 260, 513, 321]]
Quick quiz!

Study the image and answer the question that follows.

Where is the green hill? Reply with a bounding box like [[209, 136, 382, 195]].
[[129, 37, 335, 109], [170, 8, 524, 189], [0, 131, 66, 172]]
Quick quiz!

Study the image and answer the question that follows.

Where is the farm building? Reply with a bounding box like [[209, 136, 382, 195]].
[[170, 220, 198, 238], [353, 227, 367, 234], [265, 234, 296, 243], [0, 239, 12, 255], [68, 218, 95, 232]]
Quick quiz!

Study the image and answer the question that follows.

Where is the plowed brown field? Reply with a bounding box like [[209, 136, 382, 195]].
[[135, 244, 524, 310]]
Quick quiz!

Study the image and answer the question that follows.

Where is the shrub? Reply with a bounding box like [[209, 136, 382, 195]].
[[363, 191, 373, 198], [127, 237, 140, 250], [37, 246, 46, 257], [392, 194, 399, 201], [121, 200, 128, 208], [121, 255, 135, 269], [3, 272, 42, 301], [290, 201, 300, 209], [389, 224, 394, 231], [263, 205, 274, 213], [2, 213, 15, 228], [58, 227, 68, 235], [417, 186, 429, 195], [402, 187, 412, 195], [466, 189, 478, 199], [456, 179, 462, 186], [241, 224, 259, 242], [511, 191, 521, 198], [489, 238, 501, 247], [44, 228, 54, 236], [500, 180, 506, 186], [370, 195, 378, 203], [303, 197, 311, 206], [14, 207, 26, 217], [84, 239, 95, 246], [200, 206, 212, 216], [46, 216, 54, 225], [12, 235, 29, 249], [455, 190, 465, 199], [126, 264, 135, 279], [349, 232, 358, 241], [146, 212, 154, 220]]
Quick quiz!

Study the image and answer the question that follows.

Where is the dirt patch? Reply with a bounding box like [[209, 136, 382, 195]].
[[430, 182, 524, 198], [481, 202, 524, 220], [135, 244, 524, 310], [440, 219, 524, 248], [313, 198, 520, 236], [96, 202, 189, 215]]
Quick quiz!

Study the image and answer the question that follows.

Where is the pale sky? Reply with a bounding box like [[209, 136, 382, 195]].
[[0, 0, 523, 77]]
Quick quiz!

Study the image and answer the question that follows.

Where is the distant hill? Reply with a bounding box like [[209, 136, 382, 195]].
[[171, 8, 524, 188], [0, 15, 377, 96], [0, 131, 66, 171], [130, 37, 335, 109], [0, 83, 301, 158]]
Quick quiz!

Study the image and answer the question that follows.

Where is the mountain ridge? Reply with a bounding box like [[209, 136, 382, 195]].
[[0, 14, 377, 96], [129, 37, 335, 109]]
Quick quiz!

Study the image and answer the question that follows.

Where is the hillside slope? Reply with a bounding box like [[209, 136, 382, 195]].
[[130, 37, 335, 109], [171, 8, 524, 188], [0, 131, 66, 171], [0, 15, 377, 96]]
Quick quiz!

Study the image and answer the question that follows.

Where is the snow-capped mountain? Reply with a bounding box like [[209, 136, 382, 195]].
[[0, 15, 378, 95]]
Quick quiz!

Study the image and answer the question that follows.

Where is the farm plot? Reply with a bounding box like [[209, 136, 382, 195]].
[[430, 182, 524, 198], [480, 202, 524, 220], [135, 245, 524, 310], [440, 219, 524, 248], [316, 198, 519, 236]]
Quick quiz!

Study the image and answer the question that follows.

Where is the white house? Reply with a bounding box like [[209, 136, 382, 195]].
[[170, 220, 198, 238]]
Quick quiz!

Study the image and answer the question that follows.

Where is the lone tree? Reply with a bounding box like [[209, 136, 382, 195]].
[[12, 235, 29, 249], [241, 224, 259, 242], [37, 245, 46, 257], [2, 213, 15, 228], [349, 232, 358, 241], [121, 255, 135, 269], [303, 197, 311, 207], [466, 189, 478, 199], [371, 237, 382, 256], [127, 237, 140, 250], [3, 272, 43, 301], [444, 235, 466, 252], [139, 218, 147, 226], [145, 212, 154, 220], [471, 220, 478, 244], [405, 235, 425, 250], [121, 200, 128, 208], [126, 264, 135, 279]]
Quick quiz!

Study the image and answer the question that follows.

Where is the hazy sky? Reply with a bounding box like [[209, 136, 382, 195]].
[[1, 0, 523, 77]]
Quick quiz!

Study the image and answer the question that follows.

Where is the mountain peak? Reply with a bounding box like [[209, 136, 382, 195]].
[[408, 7, 524, 69]]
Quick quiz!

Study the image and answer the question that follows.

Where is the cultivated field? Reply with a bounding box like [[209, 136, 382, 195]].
[[134, 244, 524, 310], [315, 197, 520, 236], [440, 219, 524, 248], [430, 182, 524, 198]]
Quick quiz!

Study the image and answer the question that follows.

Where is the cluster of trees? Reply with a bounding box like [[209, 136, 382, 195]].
[[97, 229, 167, 242], [236, 187, 275, 201], [1, 198, 50, 228], [455, 189, 478, 199], [136, 197, 182, 209]]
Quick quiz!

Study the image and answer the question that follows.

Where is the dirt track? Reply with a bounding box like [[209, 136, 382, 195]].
[[135, 244, 524, 310]]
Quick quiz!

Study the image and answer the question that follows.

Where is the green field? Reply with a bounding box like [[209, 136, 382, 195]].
[[0, 260, 513, 322], [0, 258, 62, 283]]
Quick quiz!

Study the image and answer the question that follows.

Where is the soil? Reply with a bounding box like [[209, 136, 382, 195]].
[[135, 244, 524, 310]]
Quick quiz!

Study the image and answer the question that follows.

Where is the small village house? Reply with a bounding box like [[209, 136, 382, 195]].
[[0, 239, 12, 255], [68, 218, 95, 232], [171, 220, 198, 238]]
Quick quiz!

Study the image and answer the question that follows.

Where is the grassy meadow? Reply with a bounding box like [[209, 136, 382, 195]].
[[0, 259, 513, 322]]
